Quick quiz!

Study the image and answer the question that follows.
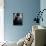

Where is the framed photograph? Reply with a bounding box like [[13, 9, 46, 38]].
[[13, 13, 23, 25]]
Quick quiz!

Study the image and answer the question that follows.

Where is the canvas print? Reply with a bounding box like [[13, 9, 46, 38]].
[[13, 13, 23, 25]]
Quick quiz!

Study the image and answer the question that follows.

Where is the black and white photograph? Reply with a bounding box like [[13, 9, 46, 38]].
[[13, 13, 23, 25]]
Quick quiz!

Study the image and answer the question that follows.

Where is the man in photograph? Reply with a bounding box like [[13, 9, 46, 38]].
[[13, 13, 22, 25]]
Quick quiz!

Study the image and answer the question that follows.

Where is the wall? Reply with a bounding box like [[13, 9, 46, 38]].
[[4, 0, 40, 42], [40, 0, 46, 26], [0, 0, 4, 42]]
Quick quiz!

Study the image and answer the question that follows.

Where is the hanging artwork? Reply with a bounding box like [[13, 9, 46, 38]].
[[13, 13, 23, 25]]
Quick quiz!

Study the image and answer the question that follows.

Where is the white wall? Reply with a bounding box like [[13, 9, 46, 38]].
[[0, 0, 4, 42]]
